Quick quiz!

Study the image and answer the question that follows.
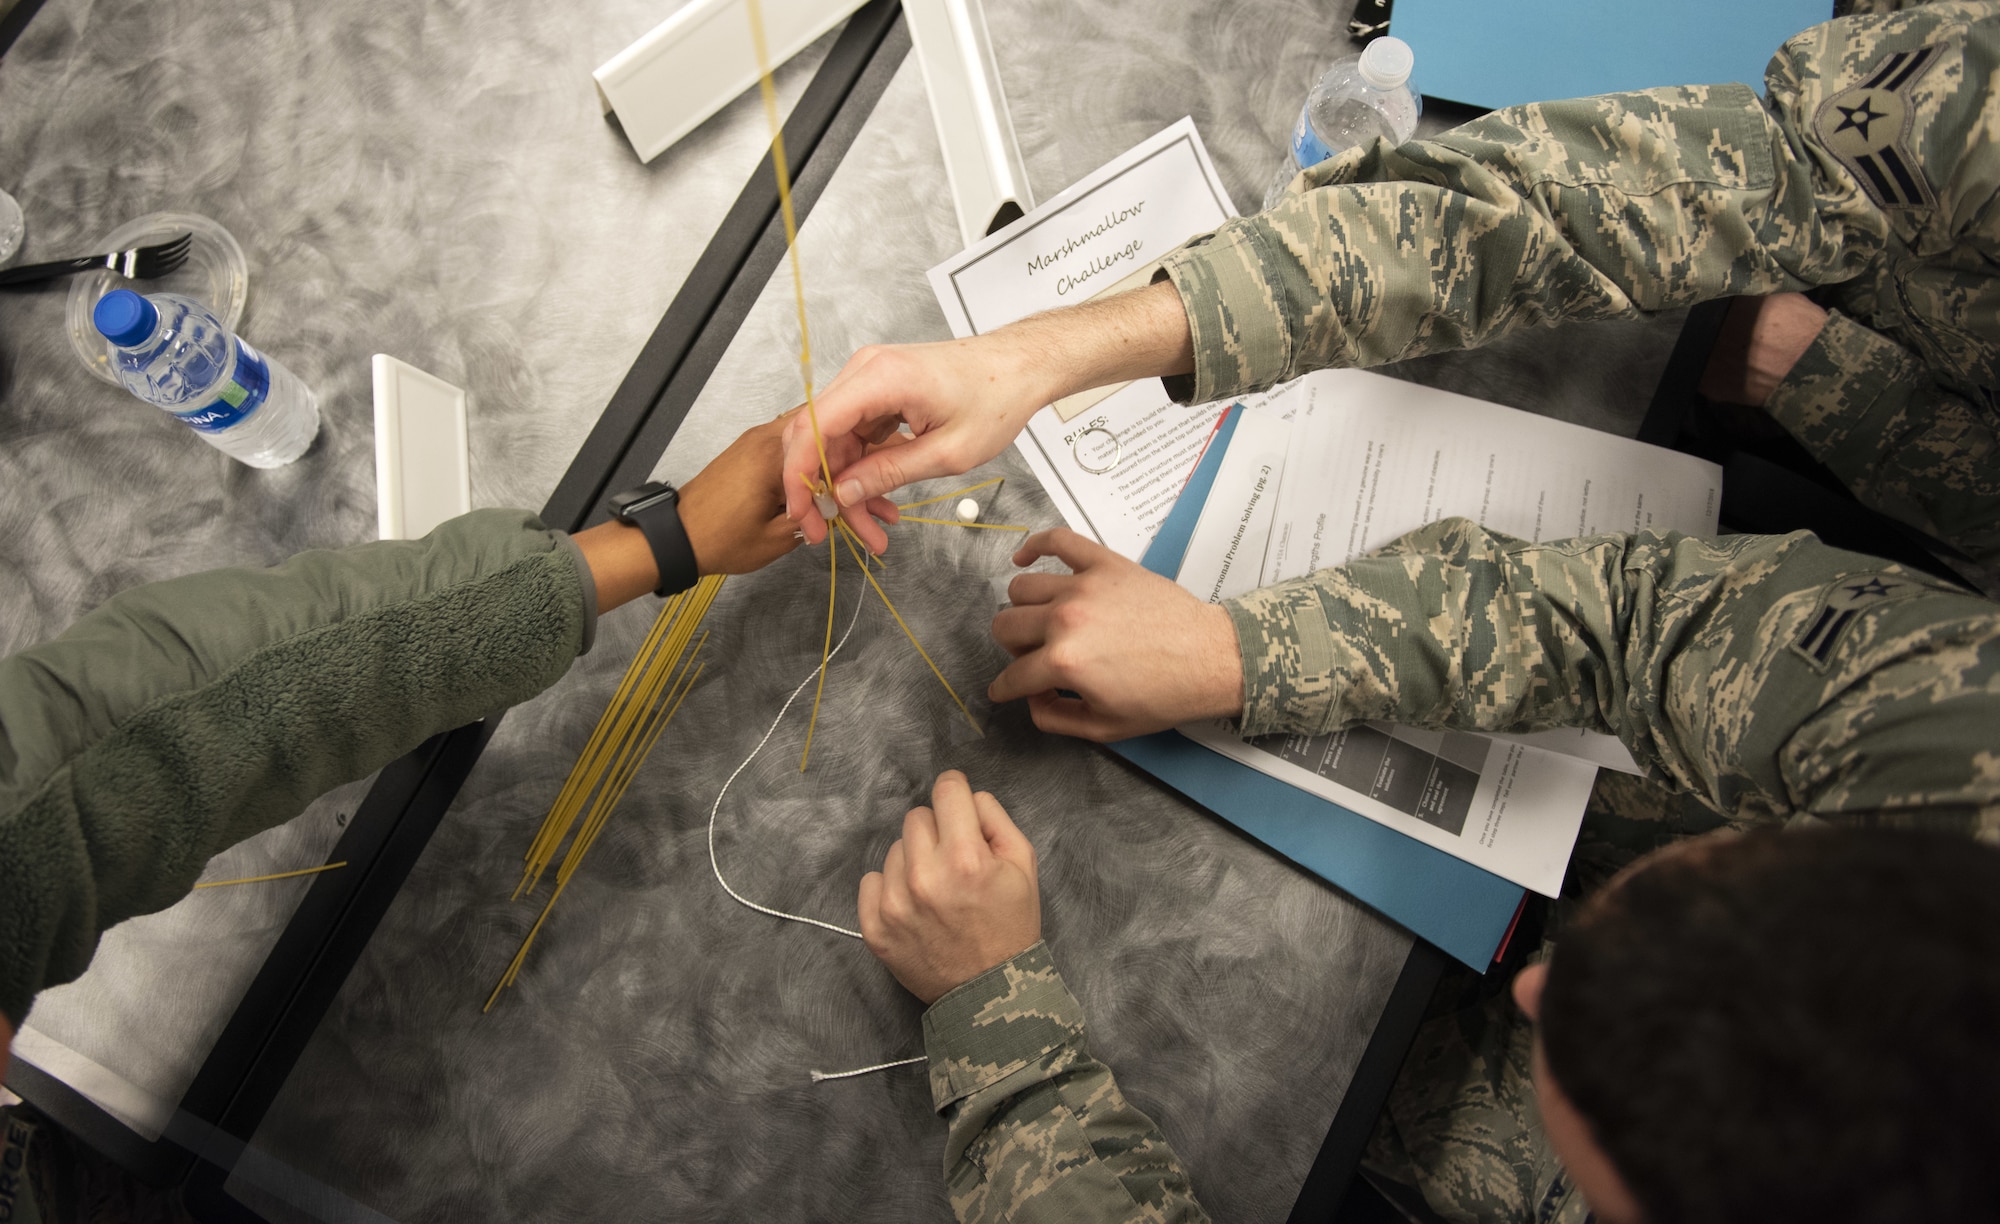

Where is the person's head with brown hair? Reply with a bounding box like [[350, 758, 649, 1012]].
[[1510, 828, 2000, 1224]]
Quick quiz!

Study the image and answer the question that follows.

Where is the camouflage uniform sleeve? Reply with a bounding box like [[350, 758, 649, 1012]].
[[1764, 309, 2000, 569], [1838, 0, 1940, 14], [1222, 518, 2000, 832], [923, 941, 1209, 1224], [1156, 3, 1994, 404]]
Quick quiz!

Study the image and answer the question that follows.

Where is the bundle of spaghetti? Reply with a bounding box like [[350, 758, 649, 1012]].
[[485, 574, 726, 1010]]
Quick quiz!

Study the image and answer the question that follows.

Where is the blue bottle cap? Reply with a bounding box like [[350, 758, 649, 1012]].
[[93, 289, 159, 348]]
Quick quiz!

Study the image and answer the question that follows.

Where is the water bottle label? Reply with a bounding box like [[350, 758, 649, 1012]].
[[175, 341, 271, 434], [1292, 109, 1333, 170]]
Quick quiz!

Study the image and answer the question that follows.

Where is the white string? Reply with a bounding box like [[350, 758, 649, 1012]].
[[706, 577, 926, 1083], [809, 1056, 926, 1083], [708, 588, 867, 939]]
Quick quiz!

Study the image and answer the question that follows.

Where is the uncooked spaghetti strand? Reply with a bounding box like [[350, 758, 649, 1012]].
[[194, 862, 348, 890], [557, 583, 720, 880], [518, 593, 682, 889], [525, 589, 703, 895], [491, 585, 722, 1009], [834, 520, 982, 735], [564, 631, 712, 882], [485, 877, 569, 1011], [519, 590, 689, 894], [745, 0, 832, 493], [578, 660, 708, 874], [894, 476, 1004, 513], [523, 618, 678, 896], [897, 516, 1029, 532], [559, 591, 714, 870], [799, 534, 837, 772], [746, 0, 844, 773]]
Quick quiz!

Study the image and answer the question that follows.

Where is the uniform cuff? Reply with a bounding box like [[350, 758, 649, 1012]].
[[1763, 310, 1921, 478], [553, 532, 598, 655], [922, 941, 1084, 1112], [1224, 578, 1382, 737], [1157, 220, 1298, 405]]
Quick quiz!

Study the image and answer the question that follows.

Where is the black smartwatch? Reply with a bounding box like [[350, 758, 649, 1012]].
[[607, 480, 700, 597]]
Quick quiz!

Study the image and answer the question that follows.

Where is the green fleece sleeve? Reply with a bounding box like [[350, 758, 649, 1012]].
[[0, 508, 593, 1025], [926, 942, 1208, 1224]]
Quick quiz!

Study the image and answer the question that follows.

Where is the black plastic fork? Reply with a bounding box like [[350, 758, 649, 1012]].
[[0, 231, 194, 287]]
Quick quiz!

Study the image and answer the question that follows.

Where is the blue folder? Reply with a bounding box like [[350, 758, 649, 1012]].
[[1105, 404, 1525, 968], [1391, 0, 1832, 112]]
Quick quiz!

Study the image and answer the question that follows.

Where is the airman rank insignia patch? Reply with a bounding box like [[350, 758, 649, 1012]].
[[1814, 44, 1941, 210], [1791, 573, 1920, 670]]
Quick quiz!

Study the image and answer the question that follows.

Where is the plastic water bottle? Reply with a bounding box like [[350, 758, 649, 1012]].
[[1262, 36, 1421, 211], [92, 289, 320, 468]]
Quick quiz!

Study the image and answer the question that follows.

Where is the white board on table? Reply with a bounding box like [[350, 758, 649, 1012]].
[[372, 355, 471, 542]]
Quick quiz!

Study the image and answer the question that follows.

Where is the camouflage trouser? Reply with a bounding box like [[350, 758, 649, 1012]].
[[0, 1106, 42, 1224], [0, 1102, 193, 1224], [1360, 772, 1730, 1224]]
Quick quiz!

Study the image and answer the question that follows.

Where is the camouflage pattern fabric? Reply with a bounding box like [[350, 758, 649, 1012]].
[[922, 940, 1208, 1224], [1361, 775, 1708, 1224], [1, 1106, 38, 1224], [1361, 962, 1587, 1224], [1158, 1, 2000, 569], [1223, 517, 2000, 837], [0, 1102, 194, 1224], [1765, 309, 2000, 581], [1838, 1, 1936, 16]]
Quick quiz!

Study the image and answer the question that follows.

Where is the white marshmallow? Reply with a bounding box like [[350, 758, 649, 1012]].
[[956, 498, 980, 523]]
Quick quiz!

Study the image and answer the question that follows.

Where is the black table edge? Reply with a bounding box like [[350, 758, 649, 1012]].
[[0, 0, 47, 63], [1290, 938, 1447, 1222]]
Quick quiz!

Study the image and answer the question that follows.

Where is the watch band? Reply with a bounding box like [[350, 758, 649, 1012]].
[[608, 481, 700, 597]]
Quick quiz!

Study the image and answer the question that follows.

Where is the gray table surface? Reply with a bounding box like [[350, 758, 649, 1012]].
[[0, 0, 1679, 1220]]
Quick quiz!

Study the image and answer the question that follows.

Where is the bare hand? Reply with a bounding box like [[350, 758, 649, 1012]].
[[781, 336, 1059, 546], [681, 413, 899, 574], [576, 414, 901, 611], [858, 770, 1041, 1005], [988, 528, 1244, 741], [1698, 293, 1829, 407]]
